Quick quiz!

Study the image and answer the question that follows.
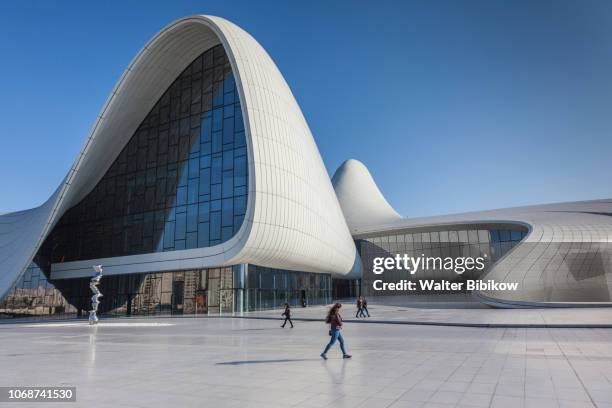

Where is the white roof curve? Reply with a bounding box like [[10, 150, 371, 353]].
[[332, 159, 401, 231]]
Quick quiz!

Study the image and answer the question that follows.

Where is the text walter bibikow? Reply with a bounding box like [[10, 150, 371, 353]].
[[370, 254, 518, 292]]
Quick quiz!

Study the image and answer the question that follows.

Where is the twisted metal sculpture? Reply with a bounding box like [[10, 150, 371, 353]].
[[89, 265, 103, 325]]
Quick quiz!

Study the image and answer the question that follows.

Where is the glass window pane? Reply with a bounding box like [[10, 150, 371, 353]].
[[187, 204, 198, 233], [198, 223, 209, 247], [210, 212, 221, 240], [234, 156, 247, 187], [188, 179, 198, 204], [222, 198, 233, 227], [199, 168, 210, 195], [212, 108, 223, 131], [223, 117, 234, 144], [211, 157, 222, 184], [201, 113, 212, 142], [222, 171, 233, 198], [175, 213, 186, 240], [234, 195, 247, 215]]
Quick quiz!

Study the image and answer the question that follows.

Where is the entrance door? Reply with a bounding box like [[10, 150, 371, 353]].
[[207, 272, 220, 314], [126, 294, 133, 316], [205, 268, 233, 314], [219, 289, 234, 314], [195, 290, 207, 314], [172, 281, 184, 314]]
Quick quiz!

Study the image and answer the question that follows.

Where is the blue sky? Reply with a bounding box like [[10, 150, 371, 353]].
[[1, 0, 611, 217]]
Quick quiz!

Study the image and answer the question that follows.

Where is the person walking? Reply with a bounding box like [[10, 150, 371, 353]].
[[281, 303, 294, 328], [355, 296, 363, 318], [361, 297, 371, 318], [321, 303, 351, 359]]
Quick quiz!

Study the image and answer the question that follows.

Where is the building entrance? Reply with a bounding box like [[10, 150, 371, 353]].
[[1, 264, 332, 319]]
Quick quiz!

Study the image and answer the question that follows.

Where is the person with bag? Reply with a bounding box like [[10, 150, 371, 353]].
[[321, 303, 351, 359], [281, 303, 293, 328]]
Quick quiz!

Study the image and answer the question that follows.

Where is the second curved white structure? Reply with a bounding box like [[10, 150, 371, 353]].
[[332, 159, 402, 231]]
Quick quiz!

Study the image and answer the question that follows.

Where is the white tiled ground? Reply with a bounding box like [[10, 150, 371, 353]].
[[248, 304, 612, 327], [0, 316, 611, 408]]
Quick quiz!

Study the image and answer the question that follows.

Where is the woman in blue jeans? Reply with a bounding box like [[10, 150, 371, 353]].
[[321, 303, 352, 359]]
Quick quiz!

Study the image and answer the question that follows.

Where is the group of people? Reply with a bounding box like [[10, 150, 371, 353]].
[[279, 296, 371, 359], [355, 296, 370, 318]]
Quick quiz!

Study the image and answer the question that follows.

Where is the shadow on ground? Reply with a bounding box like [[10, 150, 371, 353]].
[[216, 358, 318, 365]]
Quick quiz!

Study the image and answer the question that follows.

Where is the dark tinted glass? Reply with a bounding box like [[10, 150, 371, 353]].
[[46, 45, 248, 263]]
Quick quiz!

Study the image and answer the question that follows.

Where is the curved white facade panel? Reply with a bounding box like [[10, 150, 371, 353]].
[[0, 190, 60, 299], [0, 15, 359, 299], [332, 159, 402, 231], [336, 160, 612, 306]]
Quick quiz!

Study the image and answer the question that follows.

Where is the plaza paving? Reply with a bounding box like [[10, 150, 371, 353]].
[[0, 312, 612, 408], [0, 307, 612, 408], [248, 304, 612, 328]]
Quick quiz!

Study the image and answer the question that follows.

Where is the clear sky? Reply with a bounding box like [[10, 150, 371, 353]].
[[1, 0, 611, 217]]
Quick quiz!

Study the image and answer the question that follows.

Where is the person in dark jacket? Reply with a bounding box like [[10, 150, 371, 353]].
[[281, 303, 293, 328], [361, 297, 370, 317], [355, 296, 363, 318], [321, 303, 351, 359]]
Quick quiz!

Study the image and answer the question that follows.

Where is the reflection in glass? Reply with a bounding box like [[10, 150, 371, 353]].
[[46, 44, 248, 264], [357, 225, 528, 300]]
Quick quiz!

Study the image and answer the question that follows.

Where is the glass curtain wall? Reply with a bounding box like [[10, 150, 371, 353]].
[[0, 260, 74, 319], [1, 264, 332, 319], [46, 44, 248, 264], [246, 265, 332, 310], [357, 226, 528, 300]]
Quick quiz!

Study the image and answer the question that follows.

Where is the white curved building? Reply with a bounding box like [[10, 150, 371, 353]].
[[0, 16, 359, 316], [1, 16, 610, 318], [342, 160, 612, 307], [332, 159, 402, 230]]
